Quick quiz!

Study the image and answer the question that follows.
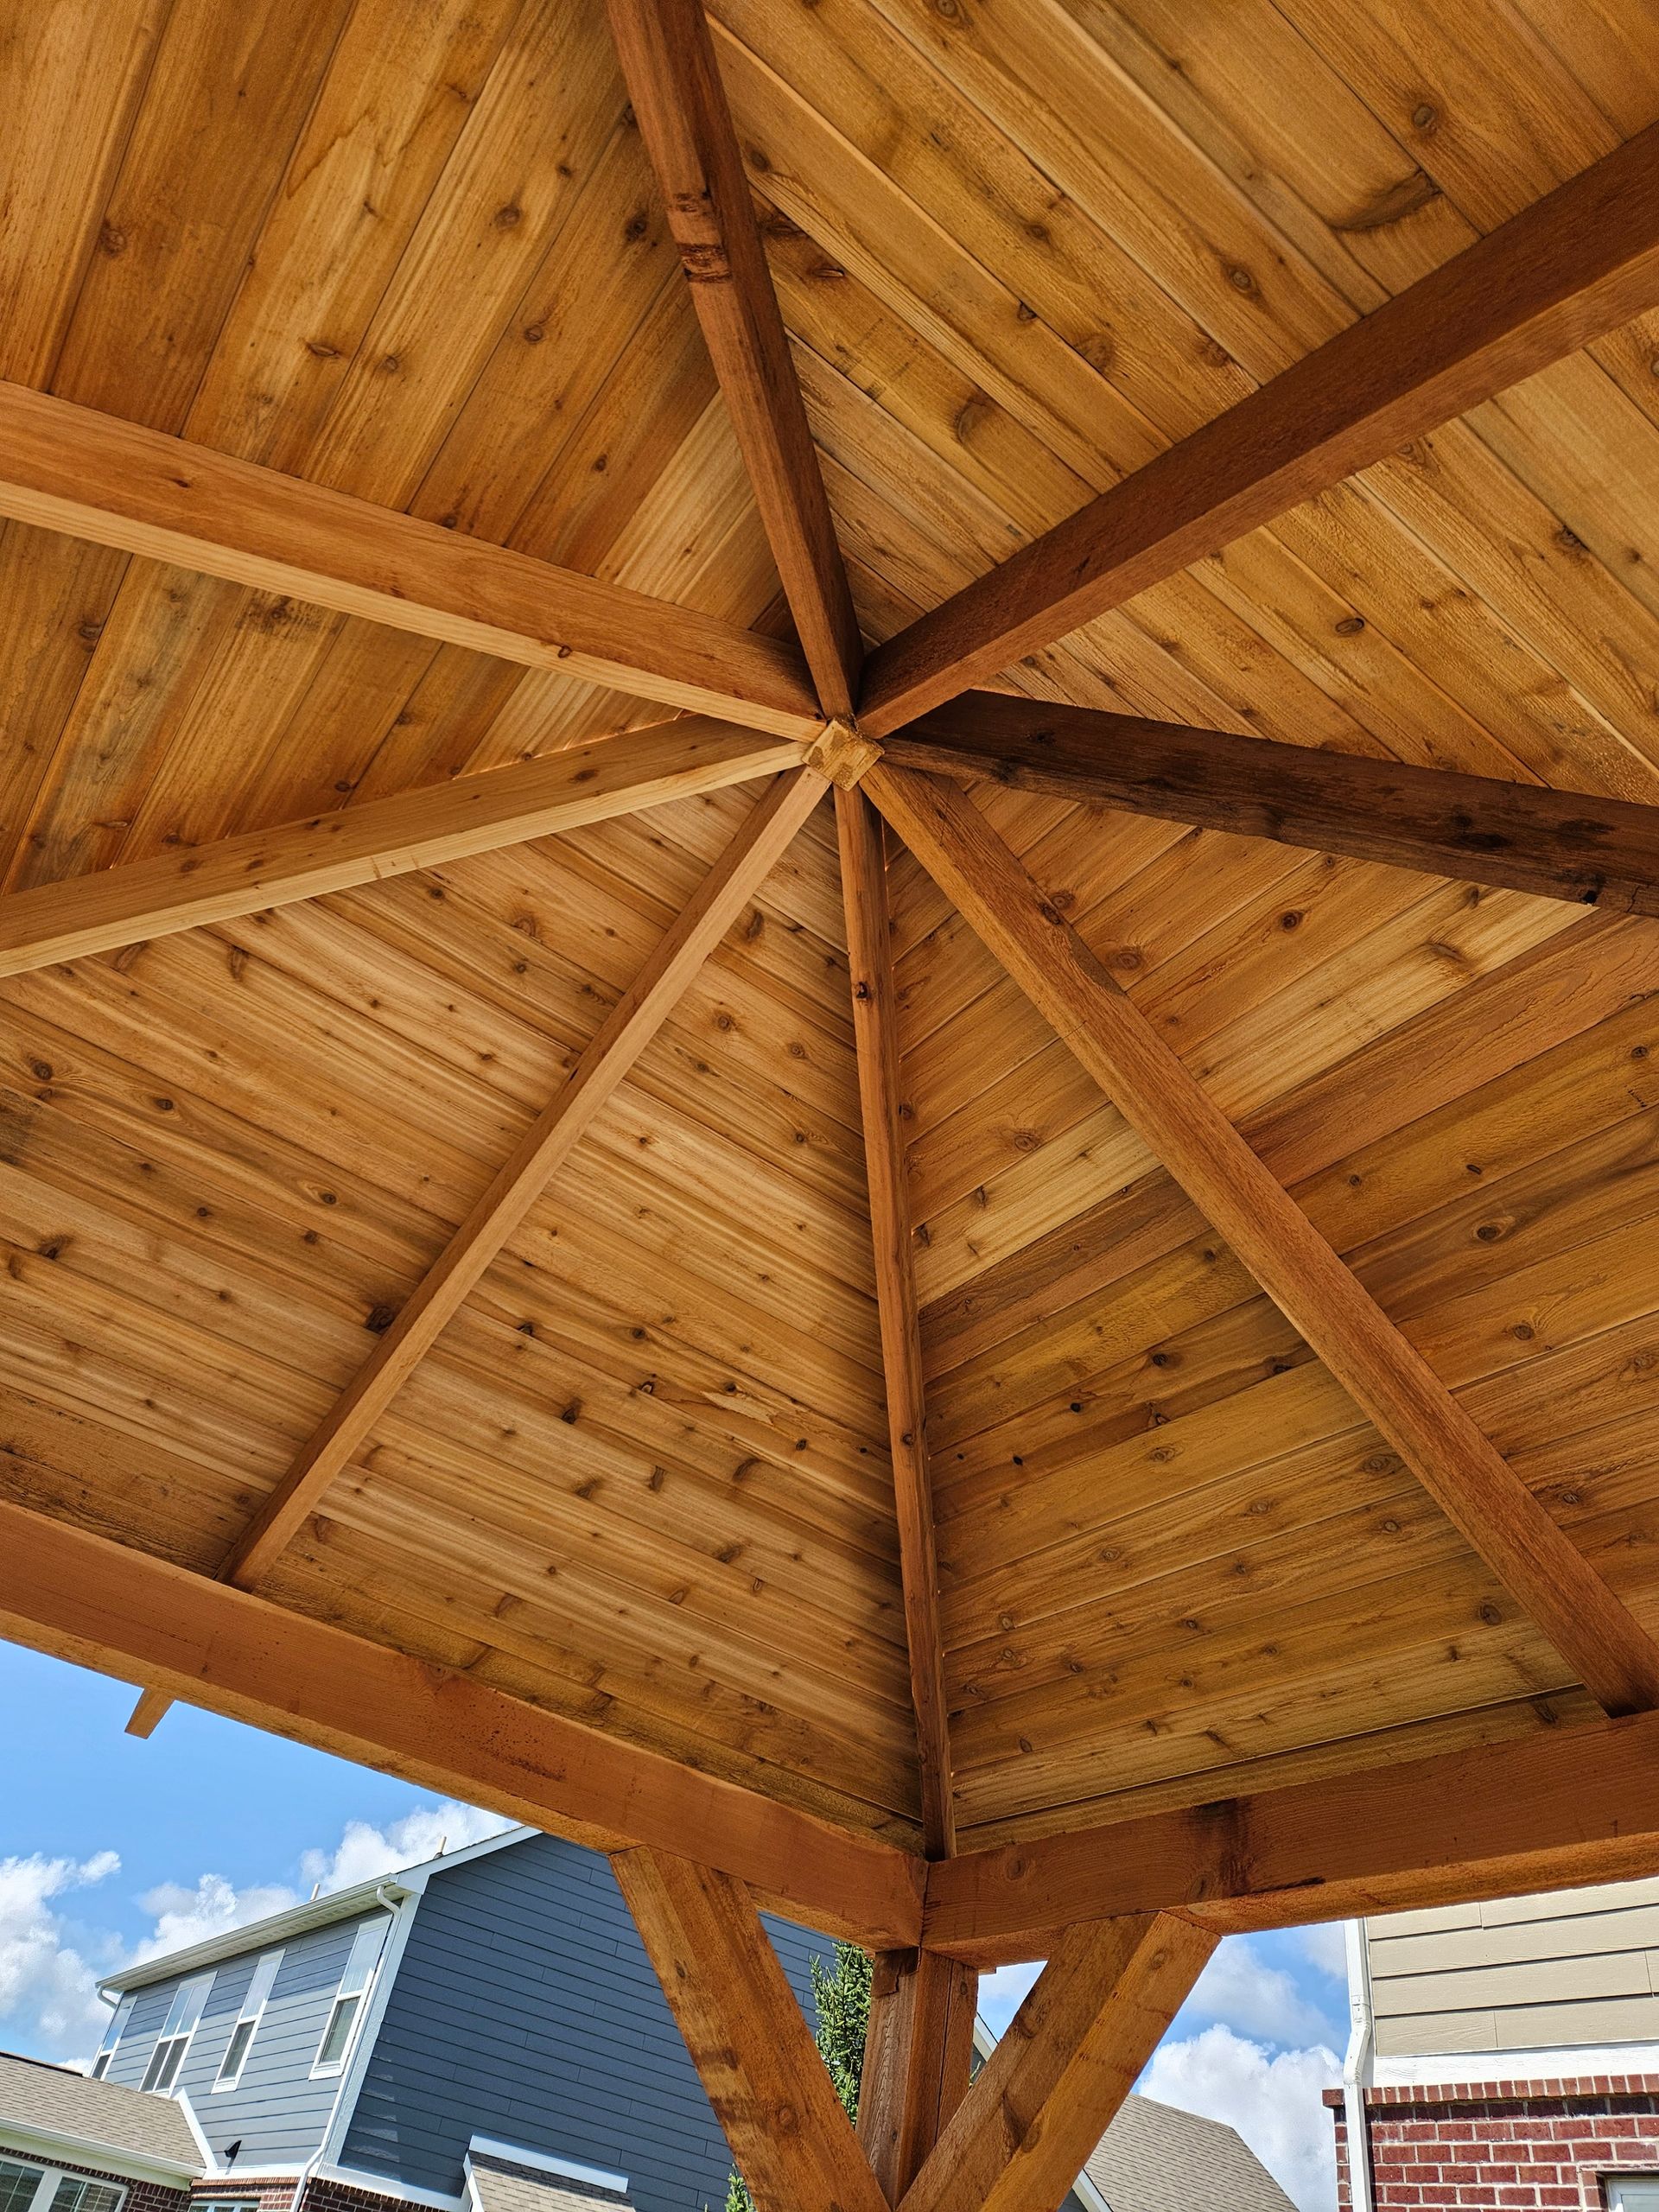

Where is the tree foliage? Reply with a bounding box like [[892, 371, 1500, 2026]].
[[722, 1942, 872, 2212]]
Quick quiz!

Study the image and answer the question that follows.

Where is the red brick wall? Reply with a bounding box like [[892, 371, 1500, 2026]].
[[1325, 2075, 1659, 2208]]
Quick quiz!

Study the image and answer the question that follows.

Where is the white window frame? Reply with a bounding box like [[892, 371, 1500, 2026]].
[[0, 2155, 128, 2212], [1607, 2181, 1659, 2209], [213, 1948, 283, 2092], [310, 1916, 391, 2080], [89, 1993, 134, 2080], [140, 1970, 213, 2094]]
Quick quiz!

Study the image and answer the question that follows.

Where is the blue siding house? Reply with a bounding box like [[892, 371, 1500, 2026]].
[[89, 1830, 825, 2212]]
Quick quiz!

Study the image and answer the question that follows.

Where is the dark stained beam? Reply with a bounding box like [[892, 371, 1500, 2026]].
[[924, 1706, 1659, 1965], [884, 691, 1659, 912], [0, 1497, 925, 1947], [866, 762, 1659, 1720], [606, 0, 862, 717], [858, 121, 1659, 734]]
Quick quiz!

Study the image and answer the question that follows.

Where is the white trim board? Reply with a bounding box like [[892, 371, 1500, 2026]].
[[1374, 2040, 1659, 2088], [0, 2119, 199, 2190], [467, 2139, 628, 2195]]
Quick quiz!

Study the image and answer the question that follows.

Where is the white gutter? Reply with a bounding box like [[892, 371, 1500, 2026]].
[[1342, 1918, 1376, 2212]]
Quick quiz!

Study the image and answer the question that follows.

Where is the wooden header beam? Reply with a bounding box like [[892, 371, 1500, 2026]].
[[607, 0, 862, 719], [866, 762, 1659, 1718], [925, 1705, 1659, 1964], [0, 1496, 923, 1946], [886, 692, 1659, 914], [0, 378, 821, 736], [0, 718, 804, 978], [859, 119, 1659, 734]]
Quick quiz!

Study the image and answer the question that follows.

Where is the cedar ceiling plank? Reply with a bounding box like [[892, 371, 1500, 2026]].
[[868, 760, 1659, 1719], [607, 0, 861, 716], [858, 118, 1659, 734], [0, 1492, 924, 1946], [886, 691, 1659, 913], [0, 378, 822, 734], [836, 785, 954, 1856]]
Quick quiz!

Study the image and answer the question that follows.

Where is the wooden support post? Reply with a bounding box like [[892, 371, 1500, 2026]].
[[859, 1948, 978, 2202], [612, 1847, 891, 2212], [129, 767, 828, 1736], [836, 784, 954, 1856], [897, 1915, 1217, 2212], [867, 762, 1659, 1719]]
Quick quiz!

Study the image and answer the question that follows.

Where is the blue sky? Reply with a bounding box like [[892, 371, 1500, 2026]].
[[0, 1643, 1345, 2208]]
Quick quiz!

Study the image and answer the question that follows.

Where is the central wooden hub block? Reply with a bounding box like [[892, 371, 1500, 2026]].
[[805, 717, 884, 788]]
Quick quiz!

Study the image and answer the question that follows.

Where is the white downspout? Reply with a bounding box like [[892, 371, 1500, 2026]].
[[1342, 1918, 1376, 2212]]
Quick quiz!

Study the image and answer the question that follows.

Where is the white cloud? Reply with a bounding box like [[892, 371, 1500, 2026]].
[[0, 1802, 514, 2061], [0, 1850, 123, 2056], [1183, 1936, 1343, 2048], [1295, 1921, 1350, 1979], [1143, 2024, 1340, 2212]]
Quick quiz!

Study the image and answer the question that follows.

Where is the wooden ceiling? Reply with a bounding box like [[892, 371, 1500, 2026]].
[[5, 0, 1659, 1886]]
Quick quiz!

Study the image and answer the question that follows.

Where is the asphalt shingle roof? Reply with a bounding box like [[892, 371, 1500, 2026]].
[[1082, 2092, 1298, 2212], [467, 2151, 632, 2212], [0, 2050, 201, 2175]]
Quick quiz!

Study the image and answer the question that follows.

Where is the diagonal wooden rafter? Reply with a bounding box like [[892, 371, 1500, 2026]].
[[605, 0, 862, 719], [0, 377, 821, 736], [0, 1497, 923, 1944], [613, 1846, 892, 2212], [864, 761, 1659, 1719], [836, 781, 955, 1859], [127, 766, 829, 1738], [857, 118, 1659, 735], [895, 1914, 1218, 2212], [885, 691, 1659, 914], [0, 717, 804, 978]]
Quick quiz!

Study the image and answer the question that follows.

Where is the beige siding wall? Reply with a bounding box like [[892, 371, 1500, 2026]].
[[1369, 1878, 1659, 2057]]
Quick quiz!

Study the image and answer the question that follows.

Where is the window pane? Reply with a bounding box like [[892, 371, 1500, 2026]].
[[217, 2020, 254, 2084], [244, 1953, 281, 2013], [52, 2180, 124, 2212], [142, 2036, 185, 2094], [340, 1921, 389, 1998], [317, 1993, 359, 2069], [0, 2160, 43, 2212]]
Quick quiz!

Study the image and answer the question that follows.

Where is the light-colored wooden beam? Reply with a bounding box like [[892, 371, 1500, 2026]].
[[0, 377, 820, 735], [885, 691, 1659, 914], [0, 1496, 925, 1946], [858, 120, 1659, 734], [896, 1916, 1217, 2212], [836, 785, 955, 1858], [924, 1705, 1659, 1964], [0, 718, 805, 979], [606, 0, 861, 718], [127, 767, 826, 1738], [866, 762, 1659, 1719], [859, 1948, 978, 2202], [611, 1846, 891, 2212]]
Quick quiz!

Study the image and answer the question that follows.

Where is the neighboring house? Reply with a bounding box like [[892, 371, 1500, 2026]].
[[1332, 1878, 1659, 2209], [1071, 2091, 1295, 2212], [67, 1827, 826, 2212], [0, 2049, 201, 2212]]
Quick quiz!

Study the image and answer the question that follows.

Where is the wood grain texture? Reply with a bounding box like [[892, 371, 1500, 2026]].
[[887, 691, 1659, 912], [836, 785, 953, 1854], [607, 0, 861, 715], [613, 1846, 891, 2212], [859, 1948, 978, 2202], [0, 719, 804, 976], [858, 119, 1659, 733], [0, 378, 820, 734], [0, 1494, 924, 1944], [896, 1915, 1217, 2212], [868, 762, 1659, 1719], [925, 1703, 1659, 1962]]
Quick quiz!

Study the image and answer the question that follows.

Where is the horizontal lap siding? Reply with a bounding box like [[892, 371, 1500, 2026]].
[[340, 1837, 824, 2212]]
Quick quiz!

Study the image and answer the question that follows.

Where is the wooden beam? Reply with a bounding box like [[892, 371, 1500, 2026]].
[[896, 1916, 1217, 2212], [865, 763, 1659, 1718], [884, 691, 1659, 914], [925, 1705, 1659, 1964], [0, 1497, 925, 1945], [858, 120, 1659, 734], [0, 718, 804, 979], [0, 377, 820, 735], [606, 0, 861, 718], [611, 1847, 891, 2212], [836, 785, 955, 1857], [126, 767, 827, 1738], [859, 1949, 978, 2202]]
